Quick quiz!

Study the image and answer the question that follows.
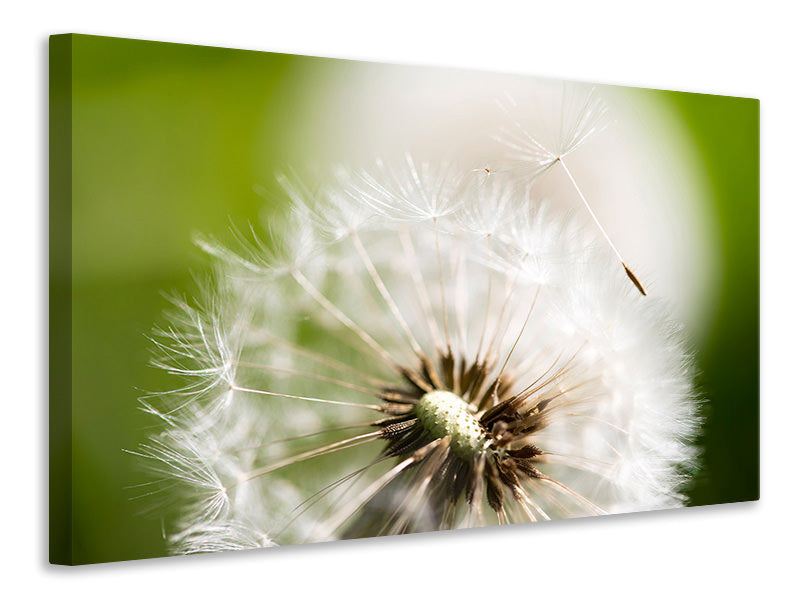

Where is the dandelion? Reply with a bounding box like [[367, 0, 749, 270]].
[[137, 88, 700, 554]]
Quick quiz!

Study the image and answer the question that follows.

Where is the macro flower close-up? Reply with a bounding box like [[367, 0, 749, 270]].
[[138, 87, 701, 554]]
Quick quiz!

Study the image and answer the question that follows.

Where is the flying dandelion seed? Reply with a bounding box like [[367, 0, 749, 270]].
[[136, 87, 701, 554]]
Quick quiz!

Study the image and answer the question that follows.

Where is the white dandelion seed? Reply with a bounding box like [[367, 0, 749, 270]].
[[139, 92, 701, 555], [490, 84, 649, 295]]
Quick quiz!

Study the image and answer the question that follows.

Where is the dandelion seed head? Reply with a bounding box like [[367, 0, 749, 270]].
[[139, 89, 701, 554]]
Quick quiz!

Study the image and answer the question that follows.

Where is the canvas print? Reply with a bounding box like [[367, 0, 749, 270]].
[[49, 34, 759, 565]]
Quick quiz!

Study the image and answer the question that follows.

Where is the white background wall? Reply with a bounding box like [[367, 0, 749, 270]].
[[4, 1, 792, 597]]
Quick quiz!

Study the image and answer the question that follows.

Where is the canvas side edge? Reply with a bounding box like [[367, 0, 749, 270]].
[[48, 33, 74, 566]]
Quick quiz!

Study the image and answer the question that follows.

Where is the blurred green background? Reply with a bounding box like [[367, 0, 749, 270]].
[[50, 34, 758, 564]]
